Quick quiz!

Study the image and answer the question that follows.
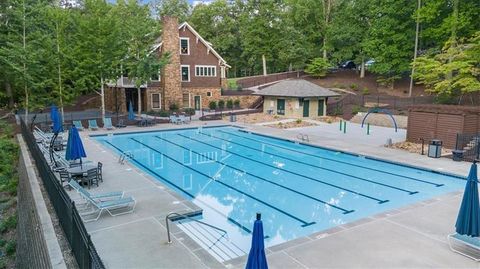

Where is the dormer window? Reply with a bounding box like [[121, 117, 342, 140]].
[[180, 38, 189, 55]]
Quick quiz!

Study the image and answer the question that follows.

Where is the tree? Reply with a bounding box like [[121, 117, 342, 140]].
[[154, 0, 190, 21], [413, 33, 480, 103], [209, 101, 217, 110], [305, 58, 330, 78]]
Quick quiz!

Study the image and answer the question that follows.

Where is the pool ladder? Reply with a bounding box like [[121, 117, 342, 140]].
[[297, 133, 310, 142], [165, 212, 228, 244], [118, 151, 134, 164]]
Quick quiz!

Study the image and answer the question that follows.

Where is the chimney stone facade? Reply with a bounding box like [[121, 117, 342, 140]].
[[160, 16, 182, 109]]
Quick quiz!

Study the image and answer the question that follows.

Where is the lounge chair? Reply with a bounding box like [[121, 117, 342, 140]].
[[88, 119, 99, 131], [68, 180, 124, 201], [448, 233, 480, 261], [116, 119, 126, 128], [104, 117, 114, 130], [73, 120, 84, 131]]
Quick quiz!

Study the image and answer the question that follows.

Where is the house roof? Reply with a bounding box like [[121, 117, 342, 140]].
[[153, 22, 231, 68], [254, 79, 340, 98]]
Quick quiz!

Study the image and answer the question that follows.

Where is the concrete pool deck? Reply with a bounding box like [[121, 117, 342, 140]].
[[62, 121, 475, 268]]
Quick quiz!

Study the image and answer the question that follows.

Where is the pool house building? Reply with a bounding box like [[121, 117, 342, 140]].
[[255, 79, 339, 118]]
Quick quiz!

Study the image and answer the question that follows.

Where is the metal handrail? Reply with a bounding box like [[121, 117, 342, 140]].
[[165, 212, 228, 244], [118, 151, 133, 164]]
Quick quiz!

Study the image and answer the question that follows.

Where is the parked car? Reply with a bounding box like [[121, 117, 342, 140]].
[[365, 59, 375, 69], [339, 60, 356, 69]]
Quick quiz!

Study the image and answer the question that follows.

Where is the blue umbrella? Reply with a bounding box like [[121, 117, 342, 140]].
[[455, 162, 480, 236], [246, 213, 268, 269], [128, 101, 135, 120], [65, 125, 87, 163], [50, 105, 63, 133]]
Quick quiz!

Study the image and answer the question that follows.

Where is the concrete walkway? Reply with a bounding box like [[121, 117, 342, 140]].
[[61, 120, 476, 268]]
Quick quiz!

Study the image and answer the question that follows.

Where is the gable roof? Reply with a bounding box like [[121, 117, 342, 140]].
[[153, 22, 231, 68], [254, 79, 340, 98]]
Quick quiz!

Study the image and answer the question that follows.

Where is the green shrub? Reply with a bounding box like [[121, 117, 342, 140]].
[[226, 99, 234, 109], [295, 119, 302, 124], [362, 87, 370, 95], [333, 106, 343, 116], [209, 101, 217, 110], [183, 108, 195, 116], [0, 214, 16, 233], [350, 83, 358, 91], [233, 99, 240, 108], [218, 100, 225, 110], [159, 110, 170, 117], [305, 58, 330, 77], [5, 240, 15, 256], [168, 103, 179, 111], [352, 105, 365, 115]]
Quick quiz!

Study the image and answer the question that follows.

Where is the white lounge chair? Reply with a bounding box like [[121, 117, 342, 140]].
[[88, 119, 99, 130], [73, 120, 85, 131], [448, 233, 480, 261], [69, 180, 124, 202], [104, 118, 115, 130]]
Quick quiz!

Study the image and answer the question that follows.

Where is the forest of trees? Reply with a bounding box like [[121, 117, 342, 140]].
[[0, 0, 479, 114]]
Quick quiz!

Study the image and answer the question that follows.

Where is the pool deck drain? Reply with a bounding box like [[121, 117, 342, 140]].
[[61, 121, 475, 268]]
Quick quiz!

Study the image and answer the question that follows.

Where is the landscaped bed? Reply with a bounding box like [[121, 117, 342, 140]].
[[386, 141, 452, 156]]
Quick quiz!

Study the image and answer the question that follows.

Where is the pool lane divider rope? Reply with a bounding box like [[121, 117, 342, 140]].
[[130, 138, 318, 227], [156, 135, 355, 215], [177, 134, 392, 203], [219, 129, 443, 188], [102, 140, 253, 234], [197, 132, 417, 196]]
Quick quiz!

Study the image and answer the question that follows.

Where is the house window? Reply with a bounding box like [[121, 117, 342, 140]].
[[151, 70, 161, 81], [181, 65, 190, 82], [207, 92, 212, 97], [195, 66, 216, 77], [182, 93, 190, 107], [180, 38, 189, 55], [151, 93, 161, 109]]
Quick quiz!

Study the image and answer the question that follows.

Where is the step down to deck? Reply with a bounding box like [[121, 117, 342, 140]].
[[176, 220, 247, 262]]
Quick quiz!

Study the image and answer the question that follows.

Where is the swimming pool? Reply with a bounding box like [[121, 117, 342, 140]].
[[94, 126, 465, 262]]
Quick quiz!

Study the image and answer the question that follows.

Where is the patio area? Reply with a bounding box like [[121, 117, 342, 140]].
[[50, 121, 475, 268]]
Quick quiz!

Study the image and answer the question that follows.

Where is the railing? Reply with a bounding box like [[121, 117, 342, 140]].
[[165, 212, 228, 244], [455, 133, 480, 161], [118, 151, 134, 164], [20, 118, 105, 269], [296, 133, 310, 142]]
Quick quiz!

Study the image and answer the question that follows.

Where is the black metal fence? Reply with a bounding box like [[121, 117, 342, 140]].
[[455, 133, 480, 161], [19, 118, 105, 269]]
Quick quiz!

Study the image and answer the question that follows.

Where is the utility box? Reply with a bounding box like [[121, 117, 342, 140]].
[[428, 139, 442, 158]]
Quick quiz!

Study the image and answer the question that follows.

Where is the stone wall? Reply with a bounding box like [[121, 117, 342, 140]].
[[161, 16, 183, 110], [183, 88, 261, 109], [217, 94, 261, 109]]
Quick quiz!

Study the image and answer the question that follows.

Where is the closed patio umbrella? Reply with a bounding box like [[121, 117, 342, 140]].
[[246, 213, 268, 269], [128, 101, 135, 120], [51, 105, 63, 133], [65, 125, 87, 166], [455, 161, 480, 236]]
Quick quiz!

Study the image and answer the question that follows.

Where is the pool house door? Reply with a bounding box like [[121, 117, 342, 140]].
[[277, 99, 285, 115], [194, 96, 201, 110], [303, 100, 310, 117], [318, 99, 324, 116]]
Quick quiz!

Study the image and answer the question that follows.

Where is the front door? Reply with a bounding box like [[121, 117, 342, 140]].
[[277, 99, 285, 115], [303, 100, 310, 117], [194, 96, 201, 110], [318, 99, 324, 116]]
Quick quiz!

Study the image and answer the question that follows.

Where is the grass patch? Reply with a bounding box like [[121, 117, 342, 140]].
[[227, 78, 241, 90]]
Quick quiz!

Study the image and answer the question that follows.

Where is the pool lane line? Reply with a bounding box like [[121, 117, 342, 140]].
[[177, 134, 393, 202], [219, 129, 443, 188], [102, 140, 253, 234], [197, 132, 417, 196], [131, 138, 318, 227], [156, 135, 357, 214]]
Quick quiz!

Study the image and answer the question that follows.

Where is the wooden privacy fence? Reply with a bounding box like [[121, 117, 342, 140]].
[[236, 71, 304, 89]]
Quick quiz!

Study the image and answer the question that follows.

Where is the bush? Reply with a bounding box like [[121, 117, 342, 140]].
[[226, 99, 234, 109], [0, 215, 16, 233], [350, 83, 358, 91], [169, 103, 179, 111], [218, 100, 225, 110], [362, 87, 370, 95], [351, 105, 365, 115], [183, 108, 195, 116], [305, 58, 330, 78], [333, 106, 343, 116], [233, 99, 240, 108], [209, 101, 217, 110], [5, 240, 15, 256], [295, 119, 302, 124]]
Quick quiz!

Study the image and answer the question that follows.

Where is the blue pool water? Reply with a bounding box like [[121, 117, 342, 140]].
[[94, 126, 465, 261]]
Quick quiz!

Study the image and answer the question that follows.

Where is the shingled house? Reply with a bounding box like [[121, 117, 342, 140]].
[[105, 17, 231, 114]]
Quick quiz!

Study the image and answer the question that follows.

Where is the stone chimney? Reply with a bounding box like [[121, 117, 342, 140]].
[[161, 16, 182, 110]]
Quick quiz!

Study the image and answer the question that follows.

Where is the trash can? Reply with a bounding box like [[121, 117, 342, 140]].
[[452, 149, 465, 161], [230, 114, 237, 122], [428, 139, 442, 158]]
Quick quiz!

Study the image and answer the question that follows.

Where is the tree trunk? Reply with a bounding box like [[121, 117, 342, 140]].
[[101, 76, 106, 122], [137, 87, 142, 117], [360, 57, 365, 78], [5, 82, 13, 109], [409, 0, 421, 97], [262, 55, 267, 76], [56, 21, 65, 123], [23, 0, 28, 124]]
